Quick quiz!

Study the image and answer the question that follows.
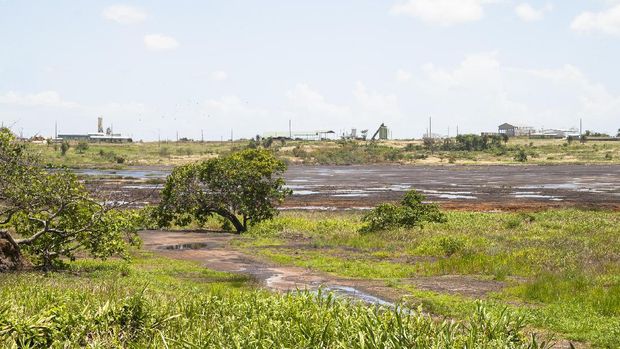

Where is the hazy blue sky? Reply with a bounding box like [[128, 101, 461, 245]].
[[1, 0, 620, 140]]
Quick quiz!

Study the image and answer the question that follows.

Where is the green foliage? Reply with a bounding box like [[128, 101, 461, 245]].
[[98, 149, 126, 163], [437, 236, 465, 256], [59, 141, 70, 156], [441, 134, 505, 151], [158, 146, 171, 157], [75, 141, 89, 154], [514, 148, 528, 162], [156, 148, 290, 232], [0, 128, 139, 269], [0, 255, 547, 348], [242, 209, 620, 346], [361, 190, 446, 232]]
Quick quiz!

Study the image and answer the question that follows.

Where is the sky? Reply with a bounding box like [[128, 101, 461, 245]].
[[1, 0, 620, 141]]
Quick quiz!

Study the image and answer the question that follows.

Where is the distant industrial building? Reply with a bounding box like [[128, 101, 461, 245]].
[[57, 117, 132, 143], [498, 123, 535, 137], [262, 130, 335, 141], [530, 128, 580, 139]]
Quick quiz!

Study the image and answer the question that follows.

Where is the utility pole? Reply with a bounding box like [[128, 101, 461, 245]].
[[289, 120, 292, 139], [456, 125, 459, 136], [201, 129, 204, 143], [429, 117, 432, 138], [579, 118, 583, 136], [54, 121, 57, 139]]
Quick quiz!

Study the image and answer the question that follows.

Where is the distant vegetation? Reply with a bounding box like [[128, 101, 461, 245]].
[[20, 136, 620, 167]]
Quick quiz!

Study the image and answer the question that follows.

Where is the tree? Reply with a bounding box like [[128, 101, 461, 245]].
[[60, 141, 70, 156], [0, 128, 139, 271], [156, 149, 290, 233], [617, 129, 620, 138]]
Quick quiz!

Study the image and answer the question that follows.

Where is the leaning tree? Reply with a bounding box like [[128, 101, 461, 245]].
[[0, 128, 140, 271], [156, 148, 290, 233]]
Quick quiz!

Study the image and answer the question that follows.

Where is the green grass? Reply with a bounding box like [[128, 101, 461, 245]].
[[0, 252, 547, 348], [239, 209, 620, 347]]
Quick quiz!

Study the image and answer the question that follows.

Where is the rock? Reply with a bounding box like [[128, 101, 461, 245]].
[[0, 231, 25, 272]]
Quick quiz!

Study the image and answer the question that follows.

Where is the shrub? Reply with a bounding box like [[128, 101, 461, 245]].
[[514, 148, 528, 162], [292, 145, 307, 158], [438, 236, 465, 256], [158, 147, 171, 157], [361, 190, 446, 232], [60, 141, 70, 156], [75, 141, 89, 154]]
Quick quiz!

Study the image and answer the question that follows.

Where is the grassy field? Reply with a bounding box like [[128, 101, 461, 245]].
[[0, 251, 547, 348], [27, 137, 620, 167], [235, 209, 620, 347]]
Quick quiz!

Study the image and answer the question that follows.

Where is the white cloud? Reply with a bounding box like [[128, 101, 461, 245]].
[[210, 71, 228, 81], [286, 84, 350, 117], [144, 34, 179, 51], [353, 82, 401, 119], [390, 0, 494, 26], [515, 3, 552, 22], [396, 69, 412, 82], [0, 91, 78, 108], [102, 5, 147, 24], [410, 52, 620, 134], [571, 4, 620, 35]]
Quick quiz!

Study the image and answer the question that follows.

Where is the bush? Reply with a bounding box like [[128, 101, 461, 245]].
[[158, 147, 171, 157], [514, 148, 528, 162], [76, 141, 89, 154], [292, 145, 307, 158], [438, 236, 465, 256], [60, 141, 70, 156], [361, 190, 446, 232]]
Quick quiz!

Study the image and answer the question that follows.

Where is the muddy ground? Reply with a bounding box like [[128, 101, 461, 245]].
[[140, 230, 505, 305], [141, 230, 584, 348], [83, 164, 620, 211]]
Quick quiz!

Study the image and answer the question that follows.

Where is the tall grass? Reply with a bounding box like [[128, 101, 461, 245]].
[[241, 209, 620, 347], [0, 254, 548, 348]]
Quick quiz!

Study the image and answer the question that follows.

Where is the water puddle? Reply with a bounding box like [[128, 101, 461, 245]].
[[421, 189, 477, 200], [321, 285, 395, 307], [122, 184, 164, 189], [161, 242, 209, 250], [512, 193, 564, 201], [332, 193, 370, 197], [74, 169, 169, 179]]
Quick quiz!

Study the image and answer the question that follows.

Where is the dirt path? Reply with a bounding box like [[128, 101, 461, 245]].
[[141, 230, 402, 306]]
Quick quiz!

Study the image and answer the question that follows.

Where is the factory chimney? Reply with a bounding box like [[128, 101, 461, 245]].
[[97, 117, 104, 133]]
